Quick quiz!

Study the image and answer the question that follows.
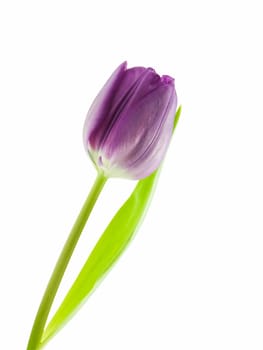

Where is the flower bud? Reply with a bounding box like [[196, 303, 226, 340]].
[[83, 62, 177, 179]]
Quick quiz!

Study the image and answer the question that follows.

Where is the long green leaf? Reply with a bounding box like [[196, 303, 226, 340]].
[[40, 106, 181, 347]]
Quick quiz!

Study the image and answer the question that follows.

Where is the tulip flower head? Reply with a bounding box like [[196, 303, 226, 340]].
[[83, 62, 177, 179]]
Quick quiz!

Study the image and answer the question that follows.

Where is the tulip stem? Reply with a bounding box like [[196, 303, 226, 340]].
[[26, 172, 107, 350]]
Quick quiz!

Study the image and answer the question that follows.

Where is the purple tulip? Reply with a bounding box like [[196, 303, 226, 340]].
[[83, 62, 177, 179]]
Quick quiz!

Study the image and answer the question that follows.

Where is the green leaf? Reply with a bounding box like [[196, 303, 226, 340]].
[[173, 105, 181, 131], [40, 107, 181, 347]]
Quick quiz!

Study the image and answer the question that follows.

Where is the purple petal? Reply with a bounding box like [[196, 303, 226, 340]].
[[83, 62, 127, 150], [99, 74, 177, 178], [84, 63, 148, 152], [128, 88, 177, 178]]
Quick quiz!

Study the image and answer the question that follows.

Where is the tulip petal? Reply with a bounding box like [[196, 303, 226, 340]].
[[129, 90, 177, 178], [83, 62, 127, 150], [100, 78, 177, 178], [84, 64, 147, 152]]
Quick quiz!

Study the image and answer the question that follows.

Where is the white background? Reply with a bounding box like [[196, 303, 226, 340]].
[[0, 1, 263, 349]]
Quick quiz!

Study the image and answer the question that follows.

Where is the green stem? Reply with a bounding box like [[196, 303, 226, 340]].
[[26, 172, 107, 350]]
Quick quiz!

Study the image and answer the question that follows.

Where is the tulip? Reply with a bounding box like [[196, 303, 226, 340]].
[[83, 61, 177, 179], [27, 62, 180, 350]]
